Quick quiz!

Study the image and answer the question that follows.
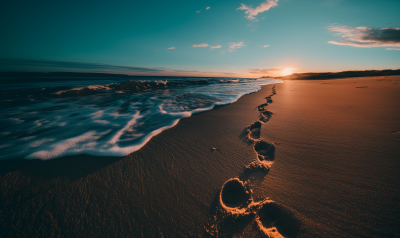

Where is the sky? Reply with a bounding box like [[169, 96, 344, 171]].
[[0, 0, 399, 77]]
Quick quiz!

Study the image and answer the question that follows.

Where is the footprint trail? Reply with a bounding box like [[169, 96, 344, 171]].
[[205, 85, 304, 237]]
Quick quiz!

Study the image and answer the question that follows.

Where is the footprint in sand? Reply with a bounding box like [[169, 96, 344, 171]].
[[260, 110, 273, 123], [220, 178, 253, 213], [256, 202, 303, 238], [255, 140, 276, 161], [247, 121, 262, 141], [257, 103, 270, 112], [272, 85, 276, 95], [244, 140, 275, 172], [206, 176, 303, 238], [265, 95, 273, 104]]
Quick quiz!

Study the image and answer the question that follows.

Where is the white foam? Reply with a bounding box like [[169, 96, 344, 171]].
[[108, 111, 141, 144], [93, 120, 111, 125], [0, 78, 283, 160], [28, 138, 56, 148], [27, 131, 99, 159], [23, 111, 182, 159]]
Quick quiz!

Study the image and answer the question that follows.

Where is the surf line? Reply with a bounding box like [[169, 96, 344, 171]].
[[205, 85, 303, 238]]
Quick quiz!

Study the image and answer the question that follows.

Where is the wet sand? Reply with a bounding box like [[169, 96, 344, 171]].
[[1, 76, 400, 237]]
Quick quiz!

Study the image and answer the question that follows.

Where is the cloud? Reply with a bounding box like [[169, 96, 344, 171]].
[[386, 48, 400, 50], [263, 45, 270, 47], [192, 43, 221, 49], [228, 41, 246, 52], [237, 0, 279, 20], [245, 67, 297, 75], [196, 11, 200, 13], [192, 43, 210, 47], [0, 58, 162, 73], [246, 68, 282, 74], [206, 6, 210, 10], [167, 47, 175, 49], [210, 45, 222, 49], [327, 25, 400, 49]]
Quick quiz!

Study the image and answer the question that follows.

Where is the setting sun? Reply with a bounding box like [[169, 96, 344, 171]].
[[282, 67, 293, 76]]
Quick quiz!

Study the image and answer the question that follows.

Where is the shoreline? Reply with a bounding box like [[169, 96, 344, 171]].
[[0, 77, 280, 161], [1, 76, 400, 237]]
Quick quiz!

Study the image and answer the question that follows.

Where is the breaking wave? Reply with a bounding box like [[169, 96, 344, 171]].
[[0, 76, 281, 160]]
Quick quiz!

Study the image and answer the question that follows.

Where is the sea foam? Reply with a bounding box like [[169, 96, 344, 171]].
[[0, 76, 281, 160]]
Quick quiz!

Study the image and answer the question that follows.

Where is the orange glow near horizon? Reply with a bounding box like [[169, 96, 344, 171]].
[[282, 68, 293, 76]]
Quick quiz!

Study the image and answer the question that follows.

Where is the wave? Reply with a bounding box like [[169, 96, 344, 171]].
[[0, 77, 281, 160], [0, 78, 244, 103]]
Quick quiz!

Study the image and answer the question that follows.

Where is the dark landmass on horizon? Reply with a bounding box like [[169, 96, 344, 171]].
[[264, 69, 400, 80]]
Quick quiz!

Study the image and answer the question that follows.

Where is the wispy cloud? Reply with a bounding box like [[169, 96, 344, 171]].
[[386, 48, 400, 50], [245, 67, 297, 75], [263, 45, 270, 47], [197, 6, 210, 13], [328, 25, 400, 50], [228, 41, 246, 52], [192, 43, 210, 47], [246, 68, 282, 74], [167, 47, 175, 49], [237, 0, 279, 20], [192, 43, 221, 49]]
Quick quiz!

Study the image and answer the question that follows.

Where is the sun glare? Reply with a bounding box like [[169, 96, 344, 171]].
[[282, 68, 293, 76]]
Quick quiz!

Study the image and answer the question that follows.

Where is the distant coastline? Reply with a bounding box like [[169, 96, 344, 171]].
[[262, 69, 400, 80]]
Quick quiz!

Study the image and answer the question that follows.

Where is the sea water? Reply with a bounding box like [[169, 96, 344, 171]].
[[0, 76, 280, 160]]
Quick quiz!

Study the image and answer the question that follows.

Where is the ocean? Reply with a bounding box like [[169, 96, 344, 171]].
[[0, 75, 281, 160]]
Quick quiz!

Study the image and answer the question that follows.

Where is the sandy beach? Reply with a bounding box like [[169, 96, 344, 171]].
[[1, 75, 400, 237]]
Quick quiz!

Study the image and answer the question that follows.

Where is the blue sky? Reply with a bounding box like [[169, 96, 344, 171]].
[[0, 0, 399, 77]]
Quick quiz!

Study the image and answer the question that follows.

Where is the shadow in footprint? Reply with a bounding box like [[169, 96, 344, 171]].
[[260, 110, 273, 123], [248, 121, 262, 140], [204, 180, 255, 237], [257, 103, 269, 112], [254, 140, 275, 161], [257, 202, 304, 238], [265, 96, 273, 104], [221, 179, 251, 207], [240, 121, 262, 143], [239, 128, 254, 144]]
